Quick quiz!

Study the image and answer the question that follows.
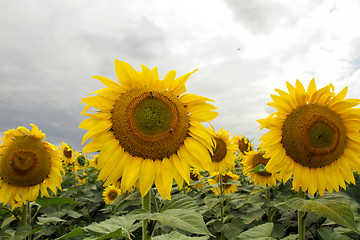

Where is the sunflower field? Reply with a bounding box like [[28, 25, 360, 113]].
[[1, 61, 360, 240]]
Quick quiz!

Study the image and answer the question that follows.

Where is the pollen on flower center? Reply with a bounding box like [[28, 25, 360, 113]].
[[112, 88, 190, 160], [281, 104, 347, 168], [0, 136, 51, 186]]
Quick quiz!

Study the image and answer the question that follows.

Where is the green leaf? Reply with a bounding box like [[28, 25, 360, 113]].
[[212, 220, 224, 232], [12, 225, 32, 240], [285, 196, 359, 232], [153, 209, 213, 236], [203, 194, 220, 210], [1, 216, 16, 228], [128, 209, 151, 221], [36, 197, 77, 209], [93, 228, 129, 240], [152, 231, 210, 239], [161, 194, 199, 212], [56, 228, 83, 240], [249, 163, 268, 173], [37, 216, 66, 225], [280, 234, 298, 240], [317, 227, 352, 240], [223, 218, 244, 240], [235, 223, 275, 240], [83, 216, 134, 239]]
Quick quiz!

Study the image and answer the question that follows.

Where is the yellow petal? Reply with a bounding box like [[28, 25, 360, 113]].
[[138, 159, 156, 197], [160, 158, 173, 200], [121, 156, 142, 191], [97, 138, 120, 170], [81, 120, 112, 144], [163, 70, 176, 87], [92, 75, 125, 93], [171, 154, 190, 184], [82, 131, 114, 153], [169, 70, 197, 96], [102, 147, 126, 185], [154, 160, 166, 198], [115, 60, 139, 89], [295, 79, 306, 106], [189, 110, 219, 122], [170, 157, 184, 189], [81, 96, 114, 111], [180, 93, 214, 105]]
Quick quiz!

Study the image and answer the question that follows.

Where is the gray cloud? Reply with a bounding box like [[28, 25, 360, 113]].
[[1, 0, 360, 153]]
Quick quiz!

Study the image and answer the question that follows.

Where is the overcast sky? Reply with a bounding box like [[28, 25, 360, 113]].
[[1, 0, 360, 151]]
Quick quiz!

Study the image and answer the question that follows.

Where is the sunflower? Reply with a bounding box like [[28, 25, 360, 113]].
[[208, 127, 237, 173], [75, 172, 87, 185], [189, 167, 206, 190], [0, 124, 64, 208], [79, 60, 218, 199], [59, 142, 76, 166], [233, 134, 253, 159], [88, 155, 99, 170], [208, 171, 239, 195], [242, 151, 279, 187], [258, 79, 360, 196], [102, 185, 122, 204]]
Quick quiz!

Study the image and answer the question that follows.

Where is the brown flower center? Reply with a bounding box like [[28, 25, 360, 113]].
[[112, 88, 189, 160], [251, 153, 272, 177], [238, 138, 250, 155], [63, 147, 72, 158], [0, 136, 50, 186], [108, 190, 119, 200], [211, 138, 227, 162], [281, 104, 347, 168], [221, 174, 233, 189]]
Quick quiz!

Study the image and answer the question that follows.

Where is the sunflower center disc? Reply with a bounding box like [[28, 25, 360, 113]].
[[109, 191, 118, 200], [252, 153, 272, 177], [221, 174, 232, 189], [281, 104, 347, 168], [63, 147, 72, 158], [211, 138, 227, 162], [0, 136, 51, 186], [238, 139, 250, 155], [112, 88, 189, 160], [190, 172, 199, 181]]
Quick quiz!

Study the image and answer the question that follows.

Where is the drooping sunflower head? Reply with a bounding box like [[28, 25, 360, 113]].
[[258, 79, 360, 196], [79, 60, 218, 200], [59, 142, 76, 166], [208, 171, 239, 195], [233, 134, 253, 159], [0, 124, 64, 207], [102, 185, 122, 204], [189, 167, 205, 190], [242, 151, 279, 187], [208, 127, 238, 173]]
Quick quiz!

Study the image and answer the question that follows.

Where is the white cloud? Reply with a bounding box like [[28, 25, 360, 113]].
[[1, 0, 360, 151]]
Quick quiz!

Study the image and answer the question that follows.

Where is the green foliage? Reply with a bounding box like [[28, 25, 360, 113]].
[[0, 156, 360, 239], [285, 194, 358, 233]]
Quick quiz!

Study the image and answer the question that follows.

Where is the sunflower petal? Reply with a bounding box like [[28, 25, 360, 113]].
[[138, 159, 156, 197]]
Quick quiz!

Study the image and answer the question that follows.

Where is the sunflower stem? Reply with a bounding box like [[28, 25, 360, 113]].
[[142, 191, 151, 240], [219, 173, 225, 240], [265, 187, 274, 222], [20, 203, 28, 226], [298, 189, 306, 240]]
